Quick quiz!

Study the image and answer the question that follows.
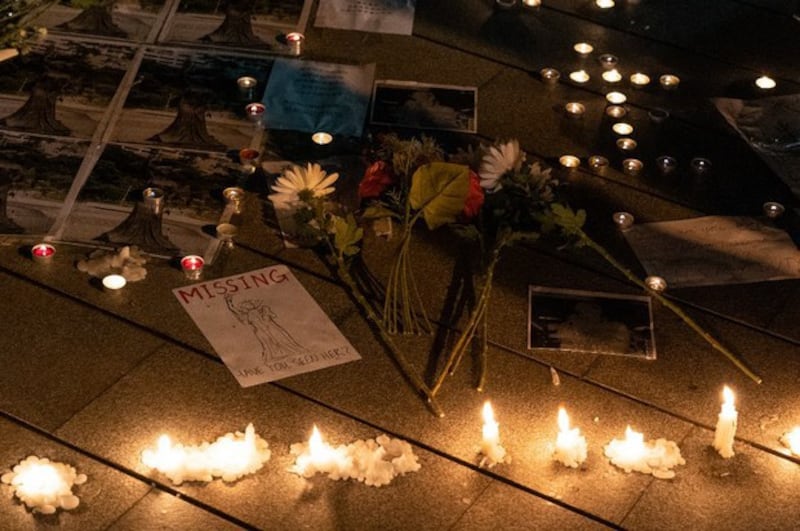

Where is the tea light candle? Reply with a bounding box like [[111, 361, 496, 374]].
[[522, 0, 541, 7], [645, 276, 667, 292], [780, 427, 800, 456], [630, 73, 651, 87], [602, 68, 622, 83], [569, 70, 590, 84], [598, 53, 618, 70], [540, 68, 561, 84], [616, 137, 637, 151], [604, 426, 685, 478], [690, 157, 712, 176], [236, 76, 257, 90], [285, 31, 304, 55], [0, 456, 87, 514], [655, 155, 678, 176], [312, 131, 333, 145], [605, 105, 627, 118], [245, 102, 265, 121], [553, 407, 588, 468], [480, 401, 507, 467], [31, 243, 55, 263], [648, 108, 669, 124], [754, 76, 776, 90], [612, 122, 634, 135], [239, 147, 259, 174], [659, 74, 680, 89], [606, 91, 627, 104], [588, 155, 609, 170], [181, 255, 205, 280], [559, 155, 580, 168], [612, 211, 635, 230], [622, 158, 643, 176], [564, 102, 586, 117], [713, 386, 738, 459], [595, 0, 615, 8], [762, 201, 785, 219], [102, 274, 127, 293], [573, 42, 594, 56], [223, 187, 245, 212]]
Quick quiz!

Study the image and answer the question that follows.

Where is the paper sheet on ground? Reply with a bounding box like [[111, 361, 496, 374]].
[[714, 95, 800, 199], [315, 0, 416, 35], [173, 265, 360, 386], [624, 216, 800, 288], [263, 59, 374, 137]]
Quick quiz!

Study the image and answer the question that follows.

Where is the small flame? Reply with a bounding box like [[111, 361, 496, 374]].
[[482, 402, 495, 425], [784, 427, 800, 455], [558, 407, 570, 433], [309, 425, 325, 456], [722, 386, 735, 407]]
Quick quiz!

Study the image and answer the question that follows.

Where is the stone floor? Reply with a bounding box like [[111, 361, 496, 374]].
[[1, 1, 799, 530]]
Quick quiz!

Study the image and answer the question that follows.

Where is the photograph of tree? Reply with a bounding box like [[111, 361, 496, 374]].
[[161, 0, 311, 51], [33, 0, 169, 42], [0, 36, 135, 139], [58, 143, 242, 256]]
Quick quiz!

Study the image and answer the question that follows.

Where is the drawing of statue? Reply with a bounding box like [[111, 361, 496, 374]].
[[224, 294, 308, 363]]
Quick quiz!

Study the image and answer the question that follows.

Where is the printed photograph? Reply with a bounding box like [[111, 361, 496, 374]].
[[370, 80, 477, 133]]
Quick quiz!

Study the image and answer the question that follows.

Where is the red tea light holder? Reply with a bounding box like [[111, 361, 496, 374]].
[[31, 243, 56, 263], [181, 255, 205, 280], [245, 102, 265, 123], [238, 147, 260, 174], [285, 32, 305, 56]]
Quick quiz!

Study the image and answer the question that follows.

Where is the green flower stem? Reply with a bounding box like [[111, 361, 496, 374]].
[[431, 245, 502, 396], [382, 211, 431, 335], [578, 230, 763, 384], [323, 246, 445, 417]]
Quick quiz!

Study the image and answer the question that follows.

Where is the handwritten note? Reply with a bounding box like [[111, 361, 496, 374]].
[[624, 216, 800, 288], [173, 265, 360, 386], [315, 0, 416, 35], [263, 59, 374, 137]]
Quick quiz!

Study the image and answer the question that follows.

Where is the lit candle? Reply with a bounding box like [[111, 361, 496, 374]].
[[655, 155, 677, 176], [598, 53, 618, 70], [612, 122, 633, 135], [690, 157, 712, 176], [312, 131, 333, 145], [180, 255, 205, 280], [612, 211, 635, 230], [606, 91, 627, 104], [553, 407, 588, 468], [659, 74, 680, 89], [573, 42, 594, 56], [31, 243, 56, 263], [539, 68, 561, 84], [762, 201, 785, 219], [245, 102, 265, 121], [713, 386, 738, 459], [616, 137, 637, 151], [602, 68, 622, 83], [522, 0, 541, 7], [754, 76, 776, 90], [564, 102, 586, 117], [285, 31, 305, 56], [559, 155, 580, 168], [645, 276, 667, 292], [605, 426, 685, 478], [0, 456, 86, 514], [780, 427, 800, 456], [622, 158, 643, 176], [588, 155, 609, 170], [290, 425, 349, 478], [141, 424, 272, 484], [605, 105, 627, 118], [236, 76, 257, 90], [595, 0, 615, 8], [480, 401, 507, 467], [569, 70, 590, 84], [102, 274, 127, 293], [630, 72, 651, 87]]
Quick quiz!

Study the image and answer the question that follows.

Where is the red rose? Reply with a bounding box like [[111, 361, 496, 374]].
[[461, 169, 484, 220], [358, 160, 395, 200]]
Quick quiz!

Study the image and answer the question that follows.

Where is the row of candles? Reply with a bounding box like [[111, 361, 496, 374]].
[[5, 386, 800, 515]]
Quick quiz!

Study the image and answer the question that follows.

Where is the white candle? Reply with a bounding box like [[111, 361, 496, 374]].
[[480, 401, 508, 467], [780, 427, 800, 456], [630, 73, 651, 87], [606, 91, 627, 104], [612, 122, 633, 135], [755, 76, 776, 90], [569, 70, 590, 84], [713, 386, 738, 459], [102, 274, 127, 293], [604, 426, 685, 478], [573, 42, 594, 56], [659, 74, 680, 89], [595, 0, 615, 8], [141, 424, 272, 484], [312, 131, 333, 145], [559, 155, 580, 168], [553, 407, 588, 468], [602, 68, 622, 83], [0, 456, 87, 514]]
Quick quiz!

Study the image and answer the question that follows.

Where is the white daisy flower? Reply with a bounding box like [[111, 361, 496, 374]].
[[269, 163, 339, 208], [478, 139, 524, 191]]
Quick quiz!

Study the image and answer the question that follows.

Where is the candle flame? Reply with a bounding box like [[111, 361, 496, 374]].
[[482, 401, 495, 424], [309, 425, 325, 456], [558, 407, 570, 432], [624, 426, 645, 447], [783, 427, 800, 455], [722, 386, 734, 407], [157, 434, 171, 452]]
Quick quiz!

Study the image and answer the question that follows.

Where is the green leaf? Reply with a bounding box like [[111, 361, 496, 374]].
[[550, 204, 586, 235], [409, 162, 471, 230], [333, 214, 363, 258], [361, 204, 400, 220]]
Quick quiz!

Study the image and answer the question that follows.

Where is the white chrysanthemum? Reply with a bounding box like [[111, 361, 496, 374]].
[[478, 139, 523, 191], [269, 163, 339, 208]]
